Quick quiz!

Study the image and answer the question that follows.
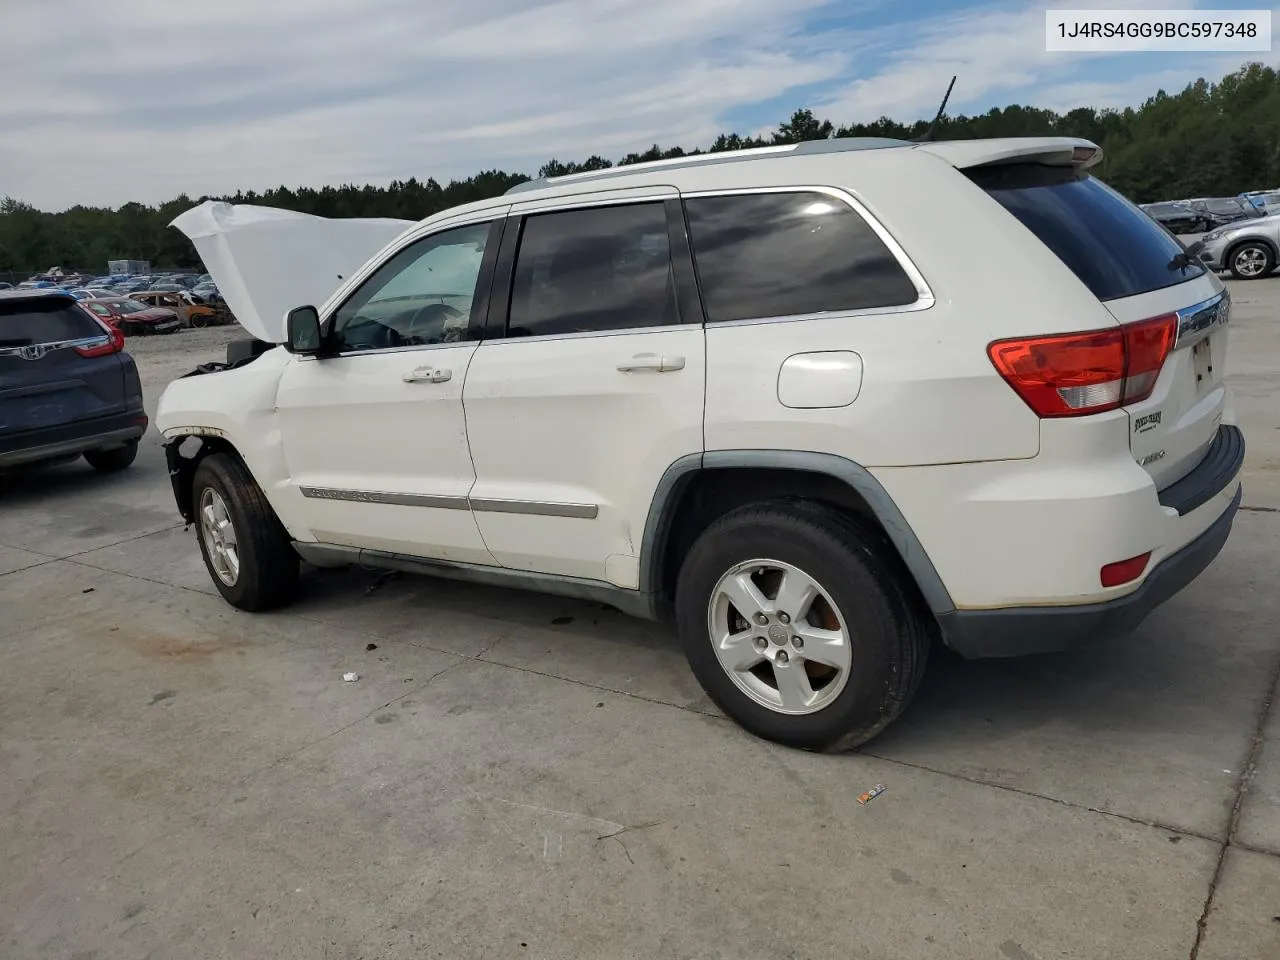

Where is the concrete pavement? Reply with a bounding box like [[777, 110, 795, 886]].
[[2, 280, 1278, 959]]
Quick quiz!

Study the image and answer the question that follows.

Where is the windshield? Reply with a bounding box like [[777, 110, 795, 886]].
[[120, 299, 150, 313], [967, 164, 1205, 301]]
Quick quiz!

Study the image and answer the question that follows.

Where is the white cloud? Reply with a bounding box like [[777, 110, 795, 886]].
[[1, 0, 1276, 210], [0, 0, 847, 209]]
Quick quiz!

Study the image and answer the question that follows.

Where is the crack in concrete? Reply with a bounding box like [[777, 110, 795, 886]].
[[862, 751, 1227, 846], [1188, 650, 1280, 959]]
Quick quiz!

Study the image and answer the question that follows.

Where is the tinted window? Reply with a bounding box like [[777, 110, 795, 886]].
[[967, 165, 1204, 301], [0, 298, 103, 344], [507, 202, 677, 338], [684, 192, 919, 324], [331, 221, 492, 353]]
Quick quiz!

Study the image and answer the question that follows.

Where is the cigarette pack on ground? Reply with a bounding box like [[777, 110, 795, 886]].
[[857, 784, 886, 805]]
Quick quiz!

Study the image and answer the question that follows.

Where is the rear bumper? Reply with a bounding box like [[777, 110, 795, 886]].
[[938, 483, 1241, 659], [0, 408, 148, 468]]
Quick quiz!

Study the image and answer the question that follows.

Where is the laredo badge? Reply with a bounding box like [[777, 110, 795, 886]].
[[1134, 411, 1162, 435]]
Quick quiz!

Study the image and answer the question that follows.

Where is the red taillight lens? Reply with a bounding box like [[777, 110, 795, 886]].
[[1101, 552, 1151, 588], [73, 326, 125, 358], [988, 314, 1177, 418]]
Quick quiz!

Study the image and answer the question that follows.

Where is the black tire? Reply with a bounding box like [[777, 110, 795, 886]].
[[189, 313, 208, 329], [192, 453, 299, 611], [1227, 241, 1277, 281], [83, 440, 138, 473], [675, 499, 931, 752]]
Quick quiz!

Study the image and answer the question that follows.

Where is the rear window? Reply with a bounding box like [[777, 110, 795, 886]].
[[967, 164, 1204, 301], [0, 298, 104, 345]]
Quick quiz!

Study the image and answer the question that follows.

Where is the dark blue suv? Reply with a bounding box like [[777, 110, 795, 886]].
[[0, 290, 147, 472]]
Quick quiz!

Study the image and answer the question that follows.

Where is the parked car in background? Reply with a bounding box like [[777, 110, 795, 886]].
[[1140, 201, 1203, 234], [190, 281, 222, 303], [0, 289, 146, 473], [1187, 196, 1263, 230], [0, 282, 11, 290], [81, 296, 182, 335], [1240, 190, 1280, 213], [1198, 212, 1280, 280], [68, 288, 118, 301], [131, 290, 225, 328]]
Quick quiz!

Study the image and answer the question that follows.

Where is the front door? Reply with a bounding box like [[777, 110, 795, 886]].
[[275, 217, 503, 564], [462, 195, 706, 588]]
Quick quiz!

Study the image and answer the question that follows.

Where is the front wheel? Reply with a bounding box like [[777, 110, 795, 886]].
[[192, 453, 299, 611], [675, 500, 931, 752], [1228, 242, 1276, 280]]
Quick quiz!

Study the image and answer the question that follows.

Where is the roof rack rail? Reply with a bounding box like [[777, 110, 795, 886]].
[[504, 137, 912, 196]]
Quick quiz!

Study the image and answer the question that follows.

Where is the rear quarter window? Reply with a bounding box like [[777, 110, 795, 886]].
[[684, 191, 920, 323], [0, 298, 104, 345], [966, 164, 1204, 301]]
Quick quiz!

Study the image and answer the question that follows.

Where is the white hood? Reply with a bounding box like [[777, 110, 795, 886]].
[[170, 201, 414, 343]]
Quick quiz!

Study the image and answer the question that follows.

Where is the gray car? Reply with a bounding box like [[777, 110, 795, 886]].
[[0, 289, 147, 472], [1198, 212, 1280, 280]]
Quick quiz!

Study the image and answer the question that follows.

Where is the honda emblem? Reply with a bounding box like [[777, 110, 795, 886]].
[[18, 344, 47, 361]]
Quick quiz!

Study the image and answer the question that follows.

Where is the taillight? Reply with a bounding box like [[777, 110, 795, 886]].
[[987, 314, 1177, 418], [73, 326, 125, 358]]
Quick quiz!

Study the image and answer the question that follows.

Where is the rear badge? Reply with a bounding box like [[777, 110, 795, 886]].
[[1140, 450, 1167, 467], [1134, 412, 1162, 435]]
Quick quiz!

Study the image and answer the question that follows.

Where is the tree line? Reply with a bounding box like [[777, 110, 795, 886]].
[[2, 62, 1278, 276]]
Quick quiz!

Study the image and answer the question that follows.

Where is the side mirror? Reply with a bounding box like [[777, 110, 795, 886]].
[[285, 305, 322, 355]]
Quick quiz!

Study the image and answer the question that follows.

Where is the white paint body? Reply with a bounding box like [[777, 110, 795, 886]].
[[157, 137, 1239, 613]]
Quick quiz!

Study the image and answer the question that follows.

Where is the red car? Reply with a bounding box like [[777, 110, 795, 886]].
[[81, 297, 182, 336]]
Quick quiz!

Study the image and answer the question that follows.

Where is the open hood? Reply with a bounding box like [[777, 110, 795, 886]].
[[170, 201, 414, 343]]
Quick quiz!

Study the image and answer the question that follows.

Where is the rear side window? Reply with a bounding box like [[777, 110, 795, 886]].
[[507, 202, 678, 338], [0, 298, 104, 345], [967, 164, 1204, 301], [684, 191, 919, 324]]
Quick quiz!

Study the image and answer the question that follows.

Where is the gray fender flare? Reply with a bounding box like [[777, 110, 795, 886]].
[[637, 450, 956, 617]]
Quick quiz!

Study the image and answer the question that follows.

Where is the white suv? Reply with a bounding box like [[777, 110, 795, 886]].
[[157, 136, 1244, 751]]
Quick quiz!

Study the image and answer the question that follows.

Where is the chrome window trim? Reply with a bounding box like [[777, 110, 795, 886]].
[[507, 187, 678, 216], [483, 323, 688, 347], [679, 185, 936, 326], [296, 338, 474, 362]]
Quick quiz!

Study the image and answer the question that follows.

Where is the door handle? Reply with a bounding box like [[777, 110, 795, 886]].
[[617, 353, 685, 373], [402, 366, 452, 383]]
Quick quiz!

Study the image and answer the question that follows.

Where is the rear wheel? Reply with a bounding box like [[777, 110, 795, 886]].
[[83, 440, 137, 473], [675, 500, 931, 752], [192, 453, 299, 611], [1228, 242, 1276, 280]]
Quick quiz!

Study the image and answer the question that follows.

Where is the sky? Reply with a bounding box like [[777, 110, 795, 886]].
[[1, 0, 1277, 211]]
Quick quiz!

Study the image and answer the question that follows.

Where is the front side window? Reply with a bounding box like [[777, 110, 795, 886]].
[[330, 221, 492, 353], [685, 192, 920, 324], [88, 303, 111, 316], [506, 202, 678, 338]]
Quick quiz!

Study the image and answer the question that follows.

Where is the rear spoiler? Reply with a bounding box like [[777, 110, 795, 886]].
[[916, 138, 1103, 171]]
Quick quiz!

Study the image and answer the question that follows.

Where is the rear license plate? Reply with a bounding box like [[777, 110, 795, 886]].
[[1193, 339, 1213, 393]]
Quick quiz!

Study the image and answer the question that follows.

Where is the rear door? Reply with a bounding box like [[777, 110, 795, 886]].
[[461, 192, 706, 587], [968, 165, 1228, 489], [0, 296, 127, 438]]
